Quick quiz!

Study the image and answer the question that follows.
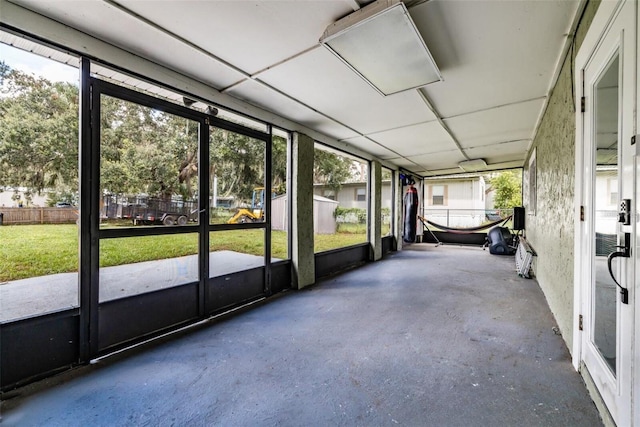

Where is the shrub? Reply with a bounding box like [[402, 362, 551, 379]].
[[334, 207, 366, 224]]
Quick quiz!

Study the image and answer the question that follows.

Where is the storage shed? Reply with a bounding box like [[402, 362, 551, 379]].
[[271, 194, 338, 234]]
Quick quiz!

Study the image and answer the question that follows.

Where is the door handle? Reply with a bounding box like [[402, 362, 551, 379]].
[[607, 232, 630, 304]]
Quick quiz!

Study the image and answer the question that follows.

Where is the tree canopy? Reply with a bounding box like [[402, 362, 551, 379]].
[[99, 95, 202, 201], [313, 148, 360, 194], [0, 66, 273, 206], [490, 170, 522, 209], [0, 65, 78, 203], [0, 62, 360, 207]]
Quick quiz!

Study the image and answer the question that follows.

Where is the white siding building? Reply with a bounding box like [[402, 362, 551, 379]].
[[313, 180, 392, 209], [423, 175, 488, 228], [0, 188, 50, 207], [271, 194, 338, 234]]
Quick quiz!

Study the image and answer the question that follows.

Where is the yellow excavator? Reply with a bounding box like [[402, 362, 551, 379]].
[[227, 187, 265, 224]]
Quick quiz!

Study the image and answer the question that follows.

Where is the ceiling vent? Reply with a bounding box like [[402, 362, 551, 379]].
[[458, 159, 488, 172], [320, 0, 442, 96]]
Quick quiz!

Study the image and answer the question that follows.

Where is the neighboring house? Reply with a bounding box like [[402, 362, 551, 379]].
[[314, 176, 489, 228], [0, 188, 50, 207], [313, 180, 393, 210], [423, 175, 488, 228], [423, 175, 486, 210]]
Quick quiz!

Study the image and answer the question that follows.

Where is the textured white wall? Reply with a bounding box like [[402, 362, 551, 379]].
[[523, 0, 600, 355]]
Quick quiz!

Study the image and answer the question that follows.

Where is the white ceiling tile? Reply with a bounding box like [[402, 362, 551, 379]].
[[118, 0, 351, 75], [14, 0, 246, 89], [409, 150, 468, 171], [445, 99, 544, 148], [8, 0, 579, 174], [384, 157, 423, 172], [385, 148, 467, 174], [258, 48, 437, 134], [484, 160, 526, 171], [464, 140, 530, 166], [412, 0, 579, 117], [423, 168, 465, 177], [340, 136, 400, 160], [227, 79, 358, 141], [367, 120, 455, 156]]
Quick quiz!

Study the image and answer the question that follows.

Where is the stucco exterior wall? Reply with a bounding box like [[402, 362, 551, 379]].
[[292, 132, 315, 289], [523, 0, 600, 354]]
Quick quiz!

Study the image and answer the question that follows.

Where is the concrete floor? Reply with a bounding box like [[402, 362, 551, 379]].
[[1, 244, 601, 426]]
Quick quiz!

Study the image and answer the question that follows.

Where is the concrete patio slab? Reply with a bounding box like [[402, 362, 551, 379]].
[[1, 251, 270, 323], [1, 245, 601, 426]]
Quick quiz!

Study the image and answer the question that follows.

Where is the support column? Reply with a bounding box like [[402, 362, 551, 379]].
[[369, 160, 382, 261], [394, 170, 404, 251], [291, 132, 315, 289]]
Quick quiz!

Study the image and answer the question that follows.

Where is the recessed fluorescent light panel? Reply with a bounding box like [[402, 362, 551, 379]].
[[320, 0, 442, 96]]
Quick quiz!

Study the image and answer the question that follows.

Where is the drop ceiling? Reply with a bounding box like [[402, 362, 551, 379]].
[[4, 0, 581, 177]]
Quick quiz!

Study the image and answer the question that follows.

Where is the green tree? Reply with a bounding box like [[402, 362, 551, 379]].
[[0, 62, 278, 209], [490, 170, 522, 209], [271, 135, 287, 195], [0, 66, 79, 202], [100, 96, 200, 201], [209, 128, 265, 205], [313, 148, 353, 194]]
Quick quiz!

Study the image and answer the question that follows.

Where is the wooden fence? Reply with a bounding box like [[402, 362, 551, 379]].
[[0, 207, 78, 225]]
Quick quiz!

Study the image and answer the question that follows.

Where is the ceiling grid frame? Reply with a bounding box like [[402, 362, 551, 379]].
[[103, 0, 431, 172], [2, 0, 584, 176]]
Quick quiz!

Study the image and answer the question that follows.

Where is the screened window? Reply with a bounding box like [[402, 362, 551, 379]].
[[432, 185, 446, 206], [271, 128, 290, 261], [381, 167, 393, 236], [313, 144, 368, 252], [209, 127, 266, 225], [0, 41, 80, 322], [99, 95, 200, 228], [96, 84, 204, 302], [208, 124, 268, 276]]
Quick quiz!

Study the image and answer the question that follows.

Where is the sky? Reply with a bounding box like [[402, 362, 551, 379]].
[[1, 43, 79, 84]]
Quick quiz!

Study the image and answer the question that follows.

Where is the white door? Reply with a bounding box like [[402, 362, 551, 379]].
[[575, 1, 636, 425]]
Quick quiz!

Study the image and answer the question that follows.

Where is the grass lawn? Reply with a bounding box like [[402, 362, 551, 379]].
[[0, 224, 369, 282], [314, 230, 367, 252], [0, 224, 79, 282]]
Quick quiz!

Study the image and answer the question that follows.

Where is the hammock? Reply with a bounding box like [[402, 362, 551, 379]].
[[418, 215, 512, 234]]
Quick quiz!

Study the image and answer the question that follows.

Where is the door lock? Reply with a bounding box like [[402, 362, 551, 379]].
[[618, 199, 631, 225], [607, 232, 630, 304]]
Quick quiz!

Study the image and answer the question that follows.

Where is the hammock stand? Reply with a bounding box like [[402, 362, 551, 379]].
[[417, 215, 513, 247]]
